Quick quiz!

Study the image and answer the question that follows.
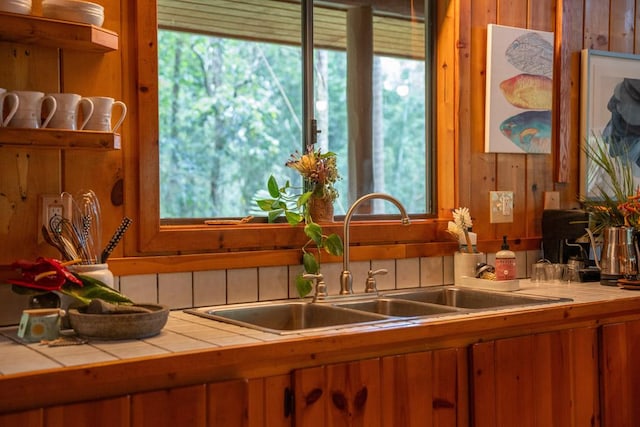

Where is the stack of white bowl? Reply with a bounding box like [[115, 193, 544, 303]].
[[42, 0, 104, 26], [0, 0, 32, 15]]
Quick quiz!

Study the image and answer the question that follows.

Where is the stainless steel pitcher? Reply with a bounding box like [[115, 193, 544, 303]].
[[586, 226, 639, 284]]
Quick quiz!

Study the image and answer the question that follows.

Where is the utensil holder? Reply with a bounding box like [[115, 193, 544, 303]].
[[68, 263, 114, 288], [454, 252, 484, 284]]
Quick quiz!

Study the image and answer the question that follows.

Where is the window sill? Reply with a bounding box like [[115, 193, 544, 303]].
[[111, 217, 541, 276]]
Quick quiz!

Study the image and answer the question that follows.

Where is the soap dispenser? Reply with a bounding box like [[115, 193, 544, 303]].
[[495, 235, 516, 280]]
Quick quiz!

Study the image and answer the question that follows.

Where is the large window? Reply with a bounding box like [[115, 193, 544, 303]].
[[157, 0, 431, 220]]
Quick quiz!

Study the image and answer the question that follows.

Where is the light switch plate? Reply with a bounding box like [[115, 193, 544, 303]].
[[489, 191, 514, 223]]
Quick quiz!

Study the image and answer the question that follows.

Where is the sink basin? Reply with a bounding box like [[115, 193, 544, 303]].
[[186, 287, 571, 335], [185, 301, 391, 334], [334, 298, 464, 317], [384, 287, 570, 309]]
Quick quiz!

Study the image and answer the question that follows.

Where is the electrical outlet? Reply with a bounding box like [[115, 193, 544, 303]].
[[489, 191, 514, 223], [39, 194, 71, 244]]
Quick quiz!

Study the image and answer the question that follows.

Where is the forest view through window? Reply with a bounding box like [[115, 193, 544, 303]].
[[158, 1, 429, 220]]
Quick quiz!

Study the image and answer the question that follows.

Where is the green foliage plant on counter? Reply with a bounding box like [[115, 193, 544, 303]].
[[581, 134, 638, 233], [256, 146, 343, 298]]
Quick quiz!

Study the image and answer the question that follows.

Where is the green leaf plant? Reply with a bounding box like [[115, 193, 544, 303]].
[[581, 133, 638, 234], [257, 174, 343, 298]]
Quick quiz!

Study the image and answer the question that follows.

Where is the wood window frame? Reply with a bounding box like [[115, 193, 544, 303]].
[[120, 0, 457, 269]]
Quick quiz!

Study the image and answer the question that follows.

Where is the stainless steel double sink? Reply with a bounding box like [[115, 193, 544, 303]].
[[185, 286, 571, 335]]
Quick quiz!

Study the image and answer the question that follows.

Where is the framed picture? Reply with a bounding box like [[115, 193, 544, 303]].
[[484, 24, 554, 154], [580, 49, 640, 199]]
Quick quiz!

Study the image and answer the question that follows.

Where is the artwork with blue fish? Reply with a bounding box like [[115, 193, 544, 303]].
[[485, 24, 554, 153], [499, 110, 551, 153]]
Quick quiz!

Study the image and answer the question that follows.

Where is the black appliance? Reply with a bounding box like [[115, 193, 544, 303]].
[[541, 209, 590, 264]]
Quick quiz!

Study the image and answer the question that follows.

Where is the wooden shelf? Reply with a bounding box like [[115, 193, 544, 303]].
[[0, 12, 118, 52], [0, 128, 120, 150]]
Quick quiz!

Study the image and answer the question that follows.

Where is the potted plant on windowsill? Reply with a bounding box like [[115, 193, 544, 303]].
[[256, 145, 343, 297]]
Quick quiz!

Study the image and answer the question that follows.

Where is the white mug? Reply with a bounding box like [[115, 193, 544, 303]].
[[82, 96, 127, 132], [0, 88, 19, 127], [6, 90, 57, 129], [46, 93, 94, 130]]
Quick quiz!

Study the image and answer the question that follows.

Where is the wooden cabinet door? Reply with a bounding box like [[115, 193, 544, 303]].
[[208, 375, 292, 427], [293, 358, 381, 427], [381, 348, 464, 427], [293, 350, 463, 427], [0, 408, 42, 427], [600, 319, 640, 426], [44, 396, 130, 427], [131, 384, 206, 427], [471, 327, 599, 427]]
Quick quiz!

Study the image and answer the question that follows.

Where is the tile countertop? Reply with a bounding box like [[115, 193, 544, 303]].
[[1, 280, 639, 377]]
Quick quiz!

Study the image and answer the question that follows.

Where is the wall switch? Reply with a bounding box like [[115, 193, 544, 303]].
[[489, 191, 514, 223], [39, 194, 71, 244]]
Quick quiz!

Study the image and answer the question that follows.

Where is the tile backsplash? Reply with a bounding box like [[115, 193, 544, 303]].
[[0, 250, 541, 326]]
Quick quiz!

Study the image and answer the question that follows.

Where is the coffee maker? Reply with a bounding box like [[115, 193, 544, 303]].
[[541, 209, 590, 264]]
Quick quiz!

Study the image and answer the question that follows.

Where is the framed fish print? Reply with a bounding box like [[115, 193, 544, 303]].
[[484, 24, 554, 153], [580, 49, 640, 199]]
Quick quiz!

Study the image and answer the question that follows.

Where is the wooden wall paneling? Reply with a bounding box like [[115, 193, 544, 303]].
[[554, 0, 584, 195], [60, 0, 125, 261], [583, 0, 611, 50], [120, 0, 145, 257], [609, 0, 636, 53], [456, 0, 472, 211], [131, 384, 206, 427], [0, 148, 62, 261], [435, 0, 458, 218], [44, 396, 130, 427], [526, 0, 555, 236], [467, 0, 497, 241], [0, 43, 59, 90], [493, 0, 528, 240], [0, 43, 62, 262]]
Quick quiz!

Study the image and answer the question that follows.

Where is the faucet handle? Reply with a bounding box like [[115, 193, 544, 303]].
[[302, 273, 328, 302], [365, 269, 387, 294]]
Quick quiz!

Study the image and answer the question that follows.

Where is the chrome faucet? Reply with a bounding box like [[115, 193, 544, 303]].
[[340, 193, 410, 294]]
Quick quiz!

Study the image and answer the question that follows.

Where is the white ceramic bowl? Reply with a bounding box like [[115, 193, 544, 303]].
[[0, 0, 32, 15], [44, 0, 103, 14], [42, 0, 104, 26]]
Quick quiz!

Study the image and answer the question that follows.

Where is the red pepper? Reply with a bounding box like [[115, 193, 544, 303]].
[[7, 257, 82, 292]]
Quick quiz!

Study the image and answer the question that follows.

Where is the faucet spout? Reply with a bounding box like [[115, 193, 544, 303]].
[[340, 193, 410, 294]]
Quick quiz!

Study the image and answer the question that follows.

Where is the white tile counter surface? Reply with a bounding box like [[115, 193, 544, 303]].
[[1, 280, 638, 376]]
